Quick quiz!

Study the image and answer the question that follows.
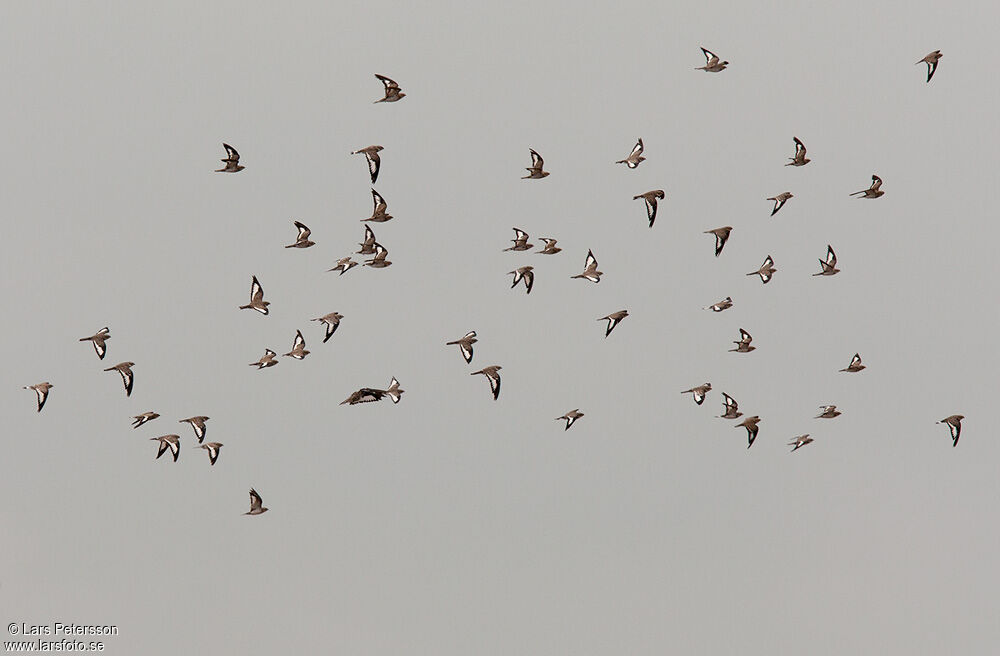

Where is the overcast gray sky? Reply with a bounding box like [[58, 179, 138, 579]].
[[3, 1, 998, 654]]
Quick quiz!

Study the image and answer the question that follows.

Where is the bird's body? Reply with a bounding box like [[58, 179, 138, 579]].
[[682, 383, 712, 405], [696, 47, 728, 72], [522, 149, 549, 179], [446, 331, 478, 364], [730, 328, 756, 353], [571, 249, 603, 283], [351, 145, 383, 184], [239, 276, 270, 315], [616, 139, 645, 168], [151, 434, 181, 462], [509, 266, 534, 294], [939, 415, 964, 447], [215, 143, 244, 173], [132, 411, 160, 428], [250, 349, 278, 369], [24, 382, 53, 412], [311, 313, 344, 343], [599, 310, 629, 338], [285, 221, 314, 248], [104, 362, 135, 397], [374, 74, 405, 102], [364, 189, 393, 222], [557, 409, 584, 431], [850, 175, 884, 199], [704, 226, 732, 257], [79, 327, 111, 360], [471, 366, 502, 400], [246, 488, 268, 515], [283, 330, 310, 360], [747, 256, 777, 284], [179, 416, 210, 443], [917, 50, 942, 82], [737, 416, 761, 448], [786, 137, 810, 166], [840, 353, 866, 373], [813, 245, 840, 276], [633, 190, 665, 227], [767, 192, 793, 216]]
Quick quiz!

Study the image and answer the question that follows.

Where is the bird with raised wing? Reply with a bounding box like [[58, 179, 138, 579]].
[[215, 143, 244, 173], [616, 138, 645, 168], [239, 276, 270, 315], [522, 149, 549, 179], [374, 73, 405, 102]]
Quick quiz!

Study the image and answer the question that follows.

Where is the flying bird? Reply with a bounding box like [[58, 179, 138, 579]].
[[351, 145, 383, 184], [151, 434, 180, 462], [373, 73, 405, 102], [917, 50, 942, 83], [471, 366, 502, 400], [364, 243, 392, 268], [239, 276, 270, 315], [719, 393, 743, 419], [730, 328, 755, 353], [285, 221, 315, 248], [633, 190, 665, 227], [850, 175, 884, 199], [363, 189, 393, 222], [104, 362, 135, 397], [311, 313, 344, 344], [599, 310, 629, 338], [616, 138, 645, 168], [813, 245, 840, 276], [696, 47, 728, 72], [215, 143, 244, 173], [537, 238, 562, 255], [682, 383, 712, 406], [199, 442, 224, 466], [746, 255, 777, 284], [24, 382, 53, 412], [179, 416, 210, 443], [508, 266, 534, 294], [522, 149, 550, 179], [250, 349, 278, 369], [283, 330, 310, 360], [357, 225, 378, 255], [788, 435, 813, 452], [737, 416, 761, 448], [786, 137, 810, 166], [557, 409, 584, 431], [446, 331, 478, 364], [816, 405, 841, 419], [131, 411, 160, 429], [79, 327, 111, 360], [704, 296, 733, 312], [704, 227, 732, 257], [767, 192, 793, 216], [571, 249, 603, 283], [340, 377, 404, 405], [504, 228, 533, 252], [328, 257, 359, 275], [246, 488, 268, 515], [939, 415, 964, 447], [840, 353, 866, 373]]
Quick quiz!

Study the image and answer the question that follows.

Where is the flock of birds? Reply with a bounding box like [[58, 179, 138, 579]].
[[21, 49, 963, 516]]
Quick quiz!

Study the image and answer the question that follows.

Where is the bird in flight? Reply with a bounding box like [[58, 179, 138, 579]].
[[471, 366, 502, 400], [704, 227, 732, 257], [239, 276, 270, 315], [767, 192, 793, 216], [215, 143, 244, 173], [363, 189, 393, 222], [556, 409, 584, 431], [788, 435, 813, 452], [522, 149, 549, 179], [250, 349, 278, 369], [199, 442, 224, 466], [730, 328, 756, 353], [79, 327, 111, 360], [24, 382, 53, 412], [357, 225, 378, 255], [682, 383, 712, 406], [285, 221, 315, 248], [283, 330, 310, 360], [840, 353, 866, 373], [786, 137, 810, 166], [104, 362, 135, 397], [328, 257, 359, 276], [373, 74, 405, 102], [179, 416, 210, 443], [917, 50, 942, 83], [633, 190, 665, 227], [537, 238, 562, 255], [703, 296, 733, 313], [939, 415, 964, 447], [719, 393, 743, 419], [571, 250, 603, 283], [696, 47, 728, 72], [850, 175, 884, 199], [364, 242, 392, 268], [813, 245, 840, 276], [504, 228, 533, 252], [340, 377, 404, 405], [246, 488, 268, 515], [616, 138, 645, 168], [599, 310, 629, 338], [351, 145, 383, 184], [151, 434, 181, 462], [131, 411, 160, 429], [446, 331, 478, 364], [508, 266, 534, 294], [311, 313, 344, 344], [736, 416, 761, 449], [747, 255, 777, 284], [816, 405, 841, 419]]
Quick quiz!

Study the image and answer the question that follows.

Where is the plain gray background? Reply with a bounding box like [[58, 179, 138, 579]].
[[3, 2, 997, 653]]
